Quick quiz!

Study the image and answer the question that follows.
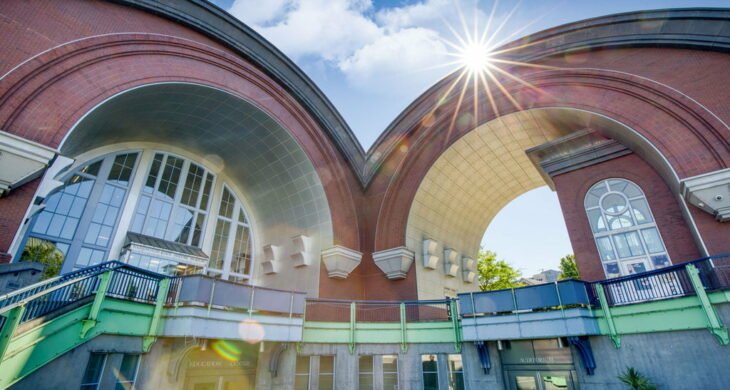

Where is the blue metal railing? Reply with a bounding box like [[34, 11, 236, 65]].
[[0, 261, 166, 329], [459, 254, 730, 316]]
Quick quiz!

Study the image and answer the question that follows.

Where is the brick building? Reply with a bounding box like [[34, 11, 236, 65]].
[[0, 2, 728, 389]]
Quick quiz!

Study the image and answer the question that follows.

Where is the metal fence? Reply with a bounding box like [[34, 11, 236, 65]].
[[459, 279, 592, 317], [0, 261, 166, 328], [304, 299, 452, 323], [0, 261, 119, 311], [166, 275, 306, 317], [106, 267, 162, 304], [597, 262, 695, 306]]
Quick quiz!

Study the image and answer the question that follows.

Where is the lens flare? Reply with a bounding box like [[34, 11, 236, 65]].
[[211, 340, 241, 362], [238, 319, 265, 344]]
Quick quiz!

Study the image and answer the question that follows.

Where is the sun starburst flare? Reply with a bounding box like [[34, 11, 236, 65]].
[[422, 1, 561, 145]]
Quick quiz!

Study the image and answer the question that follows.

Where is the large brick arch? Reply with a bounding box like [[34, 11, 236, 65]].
[[0, 33, 360, 255], [372, 62, 730, 254]]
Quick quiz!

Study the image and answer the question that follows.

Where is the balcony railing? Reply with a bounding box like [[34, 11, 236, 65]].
[[460, 254, 730, 316], [304, 298, 452, 323], [166, 275, 306, 317], [0, 261, 166, 328]]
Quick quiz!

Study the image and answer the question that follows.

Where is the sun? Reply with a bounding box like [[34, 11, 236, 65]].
[[459, 42, 492, 73]]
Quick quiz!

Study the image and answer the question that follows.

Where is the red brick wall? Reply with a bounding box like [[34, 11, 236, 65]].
[[0, 178, 38, 263], [553, 154, 702, 281]]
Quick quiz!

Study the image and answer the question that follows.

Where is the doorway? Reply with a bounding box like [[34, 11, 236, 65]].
[[506, 370, 575, 390]]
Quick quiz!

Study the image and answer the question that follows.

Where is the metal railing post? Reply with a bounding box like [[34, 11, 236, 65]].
[[686, 264, 729, 345], [349, 301, 356, 354], [399, 302, 407, 352], [450, 299, 461, 352], [0, 305, 25, 362], [143, 278, 170, 352], [80, 270, 113, 338], [595, 283, 620, 348]]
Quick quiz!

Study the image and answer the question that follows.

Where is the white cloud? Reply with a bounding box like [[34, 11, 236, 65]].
[[228, 0, 291, 25], [232, 0, 382, 62], [227, 0, 487, 95], [339, 27, 448, 93], [375, 0, 451, 31]]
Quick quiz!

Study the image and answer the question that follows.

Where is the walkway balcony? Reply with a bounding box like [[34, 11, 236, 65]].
[[459, 255, 730, 346]]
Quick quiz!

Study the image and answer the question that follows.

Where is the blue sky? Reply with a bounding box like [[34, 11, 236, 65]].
[[211, 0, 724, 276]]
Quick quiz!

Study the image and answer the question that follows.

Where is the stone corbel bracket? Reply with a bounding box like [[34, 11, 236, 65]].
[[462, 257, 476, 283], [373, 247, 415, 280], [321, 245, 362, 279], [443, 248, 460, 277], [680, 168, 730, 222], [291, 235, 316, 267], [422, 239, 440, 269], [262, 244, 284, 274]]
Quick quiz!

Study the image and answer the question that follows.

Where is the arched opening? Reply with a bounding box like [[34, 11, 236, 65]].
[[481, 186, 572, 282], [405, 107, 702, 298], [15, 83, 334, 292]]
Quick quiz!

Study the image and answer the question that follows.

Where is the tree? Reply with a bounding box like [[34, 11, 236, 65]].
[[559, 254, 580, 280], [476, 250, 524, 291], [20, 237, 63, 280]]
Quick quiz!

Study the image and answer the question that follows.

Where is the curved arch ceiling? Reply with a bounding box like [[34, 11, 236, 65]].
[[62, 83, 333, 294], [404, 108, 665, 298]]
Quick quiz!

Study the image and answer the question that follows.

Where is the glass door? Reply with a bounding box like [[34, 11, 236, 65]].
[[507, 371, 575, 390]]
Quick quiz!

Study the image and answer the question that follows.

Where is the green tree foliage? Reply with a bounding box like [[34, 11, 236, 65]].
[[618, 367, 657, 390], [20, 237, 63, 280], [559, 254, 580, 280], [477, 250, 524, 291]]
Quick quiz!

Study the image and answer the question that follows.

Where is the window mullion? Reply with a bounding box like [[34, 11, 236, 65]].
[[163, 159, 190, 242], [60, 157, 113, 273]]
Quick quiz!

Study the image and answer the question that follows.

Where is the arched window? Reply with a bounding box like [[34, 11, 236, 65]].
[[19, 149, 254, 279], [21, 152, 139, 271], [208, 186, 252, 280], [584, 178, 671, 278]]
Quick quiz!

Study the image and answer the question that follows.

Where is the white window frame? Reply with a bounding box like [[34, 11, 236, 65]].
[[584, 178, 672, 278], [207, 183, 254, 280]]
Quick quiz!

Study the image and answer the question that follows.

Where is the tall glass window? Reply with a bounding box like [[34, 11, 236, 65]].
[[359, 356, 374, 389], [208, 186, 253, 279], [584, 178, 671, 278], [447, 354, 465, 390], [294, 356, 310, 390], [115, 354, 140, 390], [20, 152, 139, 272], [80, 353, 107, 389], [383, 355, 399, 390], [318, 356, 335, 390], [18, 148, 254, 280], [422, 354, 439, 390], [130, 152, 213, 247]]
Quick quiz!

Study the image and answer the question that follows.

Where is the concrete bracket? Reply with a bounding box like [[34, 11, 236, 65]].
[[567, 336, 596, 375], [595, 283, 621, 349], [474, 341, 491, 374], [680, 168, 730, 222], [142, 336, 156, 352], [686, 264, 729, 345]]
